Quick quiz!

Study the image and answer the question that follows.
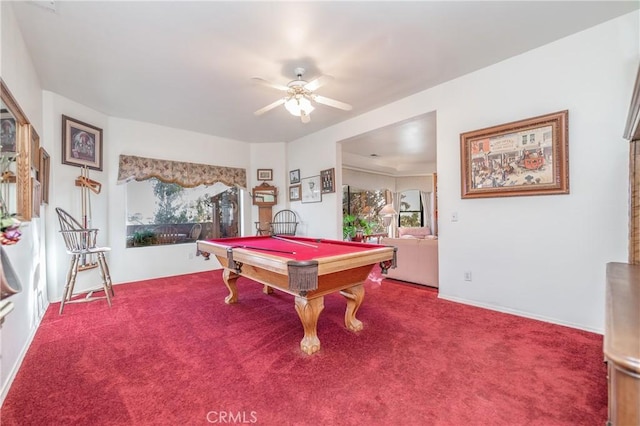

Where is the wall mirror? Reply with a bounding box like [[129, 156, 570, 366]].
[[1, 80, 32, 221], [252, 183, 277, 206]]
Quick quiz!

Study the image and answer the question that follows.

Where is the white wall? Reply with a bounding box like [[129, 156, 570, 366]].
[[342, 169, 396, 192], [436, 13, 635, 332], [288, 12, 639, 332], [0, 1, 46, 403], [39, 93, 259, 294], [286, 140, 341, 237], [396, 175, 433, 193], [42, 91, 110, 299], [106, 118, 252, 283], [249, 142, 287, 234], [342, 170, 434, 196]]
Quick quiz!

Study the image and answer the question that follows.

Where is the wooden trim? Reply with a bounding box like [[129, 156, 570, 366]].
[[630, 141, 640, 264], [0, 80, 28, 124], [625, 65, 640, 264], [624, 66, 640, 141], [1, 79, 32, 222]]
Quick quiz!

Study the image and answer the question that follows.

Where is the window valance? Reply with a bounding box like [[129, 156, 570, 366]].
[[117, 154, 246, 188]]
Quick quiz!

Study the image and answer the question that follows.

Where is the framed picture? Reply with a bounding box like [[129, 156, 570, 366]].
[[320, 168, 335, 193], [289, 184, 301, 201], [301, 175, 322, 203], [0, 110, 17, 154], [289, 169, 300, 184], [257, 168, 273, 181], [62, 115, 103, 171], [39, 147, 50, 204], [460, 110, 569, 199], [30, 125, 40, 172]]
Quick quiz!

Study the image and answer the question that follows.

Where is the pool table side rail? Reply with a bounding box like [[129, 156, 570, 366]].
[[196, 240, 395, 276]]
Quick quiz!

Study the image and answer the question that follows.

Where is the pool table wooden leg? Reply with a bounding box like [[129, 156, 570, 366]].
[[294, 296, 324, 355], [340, 284, 364, 332], [222, 269, 239, 304]]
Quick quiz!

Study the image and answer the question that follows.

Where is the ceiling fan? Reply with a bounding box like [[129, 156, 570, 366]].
[[252, 67, 352, 123]]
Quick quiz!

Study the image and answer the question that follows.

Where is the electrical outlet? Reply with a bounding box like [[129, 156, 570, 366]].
[[464, 271, 472, 281], [188, 252, 194, 260], [451, 212, 459, 222]]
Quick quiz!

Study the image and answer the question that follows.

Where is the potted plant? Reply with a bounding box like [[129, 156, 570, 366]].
[[132, 229, 157, 247], [342, 214, 373, 241]]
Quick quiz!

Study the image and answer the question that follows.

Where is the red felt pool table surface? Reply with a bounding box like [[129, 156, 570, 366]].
[[205, 235, 381, 260]]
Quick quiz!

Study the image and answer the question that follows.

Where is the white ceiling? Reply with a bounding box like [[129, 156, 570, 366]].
[[9, 1, 638, 175], [340, 112, 437, 176]]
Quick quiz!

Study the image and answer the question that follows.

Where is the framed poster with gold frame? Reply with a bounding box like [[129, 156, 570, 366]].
[[460, 110, 569, 199]]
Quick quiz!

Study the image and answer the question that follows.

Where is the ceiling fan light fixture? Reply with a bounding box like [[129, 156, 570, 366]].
[[284, 95, 314, 118], [253, 67, 350, 122]]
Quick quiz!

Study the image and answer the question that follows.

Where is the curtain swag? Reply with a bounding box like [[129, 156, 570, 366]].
[[117, 154, 246, 188]]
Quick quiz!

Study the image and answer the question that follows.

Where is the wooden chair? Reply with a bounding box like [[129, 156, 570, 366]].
[[155, 225, 180, 244], [55, 208, 113, 314], [188, 223, 202, 241], [269, 210, 298, 236]]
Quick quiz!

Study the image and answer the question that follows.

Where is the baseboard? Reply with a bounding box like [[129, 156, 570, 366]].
[[437, 294, 603, 335], [0, 300, 50, 405]]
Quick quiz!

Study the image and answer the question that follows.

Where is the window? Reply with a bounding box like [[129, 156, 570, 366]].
[[342, 185, 389, 239], [125, 178, 242, 247], [398, 190, 423, 227]]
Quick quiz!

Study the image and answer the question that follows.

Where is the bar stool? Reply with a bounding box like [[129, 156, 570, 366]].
[[55, 208, 114, 314]]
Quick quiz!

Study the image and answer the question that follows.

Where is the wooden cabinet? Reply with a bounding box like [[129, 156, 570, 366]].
[[604, 263, 640, 426]]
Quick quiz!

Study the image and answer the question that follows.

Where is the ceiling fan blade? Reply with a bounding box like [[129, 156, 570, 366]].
[[313, 95, 353, 111], [304, 75, 333, 91], [254, 98, 285, 116], [250, 77, 290, 92]]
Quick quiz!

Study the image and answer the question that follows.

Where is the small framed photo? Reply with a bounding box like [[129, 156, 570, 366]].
[[289, 184, 301, 201], [320, 168, 335, 193], [62, 115, 103, 171], [289, 169, 300, 184], [0, 111, 17, 154], [460, 110, 569, 198], [257, 168, 273, 181], [301, 175, 322, 203]]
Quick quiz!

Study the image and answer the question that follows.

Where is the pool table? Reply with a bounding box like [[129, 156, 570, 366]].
[[197, 235, 396, 354]]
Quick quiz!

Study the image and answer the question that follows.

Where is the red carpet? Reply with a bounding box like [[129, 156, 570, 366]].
[[1, 270, 606, 425]]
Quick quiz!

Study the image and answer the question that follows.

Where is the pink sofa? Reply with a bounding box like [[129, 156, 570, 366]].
[[380, 237, 439, 288]]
